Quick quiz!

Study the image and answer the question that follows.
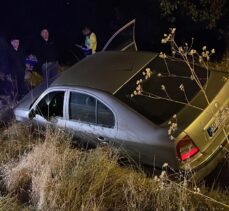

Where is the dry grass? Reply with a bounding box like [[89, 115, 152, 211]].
[[0, 123, 36, 164], [0, 124, 228, 210], [0, 196, 29, 211]]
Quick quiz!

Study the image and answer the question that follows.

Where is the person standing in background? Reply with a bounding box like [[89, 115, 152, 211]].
[[36, 28, 59, 85], [9, 36, 28, 100], [82, 26, 97, 55]]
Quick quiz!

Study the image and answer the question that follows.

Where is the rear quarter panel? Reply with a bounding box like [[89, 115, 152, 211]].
[[111, 98, 179, 169]]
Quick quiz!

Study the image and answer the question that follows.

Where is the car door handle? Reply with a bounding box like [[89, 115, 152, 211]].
[[97, 136, 109, 145], [97, 136, 105, 141]]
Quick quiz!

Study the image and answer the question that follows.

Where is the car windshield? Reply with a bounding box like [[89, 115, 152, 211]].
[[115, 57, 208, 125]]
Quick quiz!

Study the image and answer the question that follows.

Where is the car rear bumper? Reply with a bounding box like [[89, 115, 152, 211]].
[[191, 138, 229, 182], [180, 130, 229, 182]]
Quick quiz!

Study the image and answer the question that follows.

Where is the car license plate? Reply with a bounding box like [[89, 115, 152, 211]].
[[207, 104, 229, 137]]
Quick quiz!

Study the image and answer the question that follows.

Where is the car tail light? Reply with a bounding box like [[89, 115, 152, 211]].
[[176, 135, 199, 161]]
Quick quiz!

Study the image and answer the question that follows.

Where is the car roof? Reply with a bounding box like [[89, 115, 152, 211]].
[[51, 51, 157, 94]]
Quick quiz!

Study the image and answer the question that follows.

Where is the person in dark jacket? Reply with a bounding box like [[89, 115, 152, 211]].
[[36, 28, 59, 85], [9, 37, 28, 99]]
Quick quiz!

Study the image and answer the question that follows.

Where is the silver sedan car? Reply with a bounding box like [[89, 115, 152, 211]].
[[14, 20, 229, 181], [14, 49, 229, 182], [14, 51, 179, 170]]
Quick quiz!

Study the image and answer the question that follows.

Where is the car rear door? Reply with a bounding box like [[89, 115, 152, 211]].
[[65, 90, 117, 147]]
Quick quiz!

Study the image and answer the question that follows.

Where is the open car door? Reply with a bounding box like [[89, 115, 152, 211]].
[[102, 19, 138, 52]]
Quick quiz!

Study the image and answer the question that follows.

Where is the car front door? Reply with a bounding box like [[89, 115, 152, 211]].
[[31, 89, 66, 130], [65, 91, 117, 148]]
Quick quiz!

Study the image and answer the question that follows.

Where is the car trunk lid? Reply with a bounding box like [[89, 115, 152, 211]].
[[175, 70, 229, 152]]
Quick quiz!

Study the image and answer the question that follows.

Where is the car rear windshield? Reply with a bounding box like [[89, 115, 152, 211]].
[[115, 57, 208, 125]]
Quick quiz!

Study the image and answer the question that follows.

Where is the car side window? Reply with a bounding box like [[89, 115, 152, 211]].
[[69, 92, 115, 127], [69, 92, 96, 123], [36, 91, 64, 119], [97, 101, 114, 128]]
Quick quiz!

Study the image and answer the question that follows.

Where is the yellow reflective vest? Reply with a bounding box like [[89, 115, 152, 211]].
[[85, 32, 97, 54]]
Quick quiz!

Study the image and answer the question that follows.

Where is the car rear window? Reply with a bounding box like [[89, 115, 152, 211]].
[[115, 57, 208, 125]]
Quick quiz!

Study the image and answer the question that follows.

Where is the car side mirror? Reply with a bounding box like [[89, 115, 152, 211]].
[[28, 108, 37, 119]]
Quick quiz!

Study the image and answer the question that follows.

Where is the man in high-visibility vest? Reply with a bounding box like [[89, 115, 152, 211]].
[[82, 26, 97, 55]]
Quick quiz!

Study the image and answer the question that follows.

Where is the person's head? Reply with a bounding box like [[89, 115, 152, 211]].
[[82, 26, 91, 36], [40, 28, 49, 41], [10, 38, 20, 51]]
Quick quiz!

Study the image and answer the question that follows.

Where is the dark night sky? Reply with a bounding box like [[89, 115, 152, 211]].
[[0, 0, 129, 48], [0, 0, 228, 58], [0, 0, 170, 50]]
